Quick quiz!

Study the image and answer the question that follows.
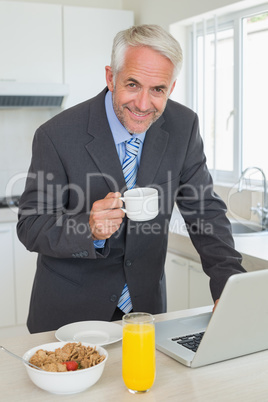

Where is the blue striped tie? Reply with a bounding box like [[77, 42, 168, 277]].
[[121, 137, 141, 189], [117, 137, 141, 314]]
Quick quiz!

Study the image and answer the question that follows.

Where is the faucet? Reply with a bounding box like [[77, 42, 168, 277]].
[[238, 166, 268, 229]]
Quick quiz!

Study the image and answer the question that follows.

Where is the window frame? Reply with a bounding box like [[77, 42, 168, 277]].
[[186, 3, 268, 185]]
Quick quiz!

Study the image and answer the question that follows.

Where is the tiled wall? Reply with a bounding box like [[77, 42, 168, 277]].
[[0, 108, 59, 197], [215, 184, 263, 223]]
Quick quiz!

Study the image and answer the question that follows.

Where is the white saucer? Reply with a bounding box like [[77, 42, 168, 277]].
[[55, 321, 122, 346]]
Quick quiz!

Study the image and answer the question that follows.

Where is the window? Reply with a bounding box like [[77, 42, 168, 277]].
[[242, 13, 268, 171], [188, 4, 268, 183]]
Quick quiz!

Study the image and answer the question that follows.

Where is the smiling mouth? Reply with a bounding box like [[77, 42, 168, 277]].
[[132, 111, 147, 117], [127, 107, 155, 119]]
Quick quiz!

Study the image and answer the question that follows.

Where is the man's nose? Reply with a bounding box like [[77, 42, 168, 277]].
[[135, 90, 151, 111]]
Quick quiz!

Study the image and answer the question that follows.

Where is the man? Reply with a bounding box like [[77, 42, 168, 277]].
[[17, 25, 245, 333]]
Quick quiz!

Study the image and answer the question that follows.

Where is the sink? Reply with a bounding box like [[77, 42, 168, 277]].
[[231, 221, 268, 236]]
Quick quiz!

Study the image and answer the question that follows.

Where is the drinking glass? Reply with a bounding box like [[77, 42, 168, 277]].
[[122, 312, 155, 394]]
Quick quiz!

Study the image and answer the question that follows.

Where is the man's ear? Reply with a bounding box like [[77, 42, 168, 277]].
[[105, 66, 114, 92], [169, 80, 176, 96]]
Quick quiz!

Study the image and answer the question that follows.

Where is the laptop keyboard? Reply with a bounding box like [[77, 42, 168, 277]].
[[171, 332, 205, 352]]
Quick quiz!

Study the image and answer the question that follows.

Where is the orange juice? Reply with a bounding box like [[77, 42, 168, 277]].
[[122, 322, 155, 393]]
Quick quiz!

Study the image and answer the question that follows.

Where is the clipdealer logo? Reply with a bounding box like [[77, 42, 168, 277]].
[[6, 169, 216, 236]]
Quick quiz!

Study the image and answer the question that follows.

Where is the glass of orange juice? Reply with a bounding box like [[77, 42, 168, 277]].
[[122, 312, 155, 394]]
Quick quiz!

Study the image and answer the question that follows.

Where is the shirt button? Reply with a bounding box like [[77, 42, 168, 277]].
[[125, 259, 132, 267], [110, 295, 117, 302]]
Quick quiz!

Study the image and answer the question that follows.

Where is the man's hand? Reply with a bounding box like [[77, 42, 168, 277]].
[[213, 299, 219, 312], [89, 192, 125, 240]]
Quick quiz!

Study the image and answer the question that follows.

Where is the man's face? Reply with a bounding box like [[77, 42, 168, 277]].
[[105, 46, 176, 134]]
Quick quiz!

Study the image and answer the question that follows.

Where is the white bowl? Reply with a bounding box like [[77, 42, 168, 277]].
[[22, 341, 108, 395]]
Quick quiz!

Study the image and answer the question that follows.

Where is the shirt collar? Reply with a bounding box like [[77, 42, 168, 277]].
[[105, 90, 146, 145]]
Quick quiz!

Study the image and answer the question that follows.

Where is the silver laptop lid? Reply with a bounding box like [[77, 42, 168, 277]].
[[156, 270, 268, 368]]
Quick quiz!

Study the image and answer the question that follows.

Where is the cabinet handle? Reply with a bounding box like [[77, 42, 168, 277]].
[[171, 259, 187, 267], [188, 264, 202, 273]]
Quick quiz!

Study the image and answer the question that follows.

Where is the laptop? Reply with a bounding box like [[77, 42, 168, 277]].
[[155, 269, 268, 368]]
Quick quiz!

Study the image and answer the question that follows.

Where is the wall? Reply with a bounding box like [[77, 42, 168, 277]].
[[0, 109, 60, 197], [122, 0, 252, 28], [6, 0, 259, 27]]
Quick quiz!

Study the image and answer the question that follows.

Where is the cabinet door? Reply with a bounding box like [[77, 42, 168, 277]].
[[0, 2, 63, 83], [13, 224, 37, 325], [63, 7, 134, 108], [188, 261, 213, 308], [0, 224, 16, 327], [165, 252, 189, 312]]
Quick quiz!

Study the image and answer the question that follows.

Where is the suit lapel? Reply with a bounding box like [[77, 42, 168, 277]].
[[137, 115, 169, 187], [84, 90, 126, 193]]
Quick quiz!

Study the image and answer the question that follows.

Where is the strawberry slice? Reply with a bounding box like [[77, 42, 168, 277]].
[[62, 361, 79, 371]]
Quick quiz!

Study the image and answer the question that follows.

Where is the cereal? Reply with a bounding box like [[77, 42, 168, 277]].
[[29, 342, 105, 372]]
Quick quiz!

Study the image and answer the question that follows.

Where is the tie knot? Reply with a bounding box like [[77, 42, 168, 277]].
[[125, 137, 141, 156]]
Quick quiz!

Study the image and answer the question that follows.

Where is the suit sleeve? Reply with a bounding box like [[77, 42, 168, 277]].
[[176, 114, 246, 301], [17, 127, 110, 259]]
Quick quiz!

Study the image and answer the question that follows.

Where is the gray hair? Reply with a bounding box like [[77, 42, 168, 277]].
[[110, 24, 183, 83]]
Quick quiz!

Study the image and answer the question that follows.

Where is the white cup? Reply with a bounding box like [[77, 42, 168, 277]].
[[120, 187, 159, 221]]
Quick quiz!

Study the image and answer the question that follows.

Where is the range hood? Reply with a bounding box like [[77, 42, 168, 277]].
[[0, 81, 69, 108]]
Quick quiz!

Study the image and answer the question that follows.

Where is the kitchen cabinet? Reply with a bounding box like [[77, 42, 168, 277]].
[[0, 2, 134, 106], [188, 260, 213, 308], [165, 251, 213, 312], [165, 252, 189, 311], [0, 222, 36, 329], [63, 6, 134, 108], [0, 2, 63, 84], [0, 224, 16, 327], [13, 224, 37, 325]]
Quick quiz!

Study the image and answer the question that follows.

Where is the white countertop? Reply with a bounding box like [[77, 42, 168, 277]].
[[233, 235, 268, 261], [0, 207, 18, 223], [169, 208, 268, 263], [1, 306, 268, 401]]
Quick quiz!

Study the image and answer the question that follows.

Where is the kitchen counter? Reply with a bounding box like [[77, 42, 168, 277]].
[[233, 235, 268, 262], [0, 207, 18, 223], [1, 306, 268, 401]]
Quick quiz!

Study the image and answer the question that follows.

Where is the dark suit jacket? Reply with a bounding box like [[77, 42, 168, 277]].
[[17, 88, 245, 333]]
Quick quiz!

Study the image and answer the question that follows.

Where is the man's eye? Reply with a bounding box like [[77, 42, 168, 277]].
[[128, 83, 136, 88], [154, 88, 164, 93]]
